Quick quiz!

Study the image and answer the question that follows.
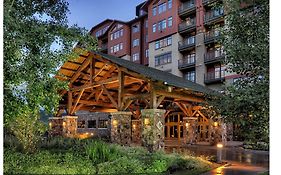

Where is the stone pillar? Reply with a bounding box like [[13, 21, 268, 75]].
[[110, 112, 132, 146], [48, 117, 63, 136], [141, 109, 166, 152], [186, 117, 198, 144], [62, 116, 78, 138], [132, 119, 141, 145]]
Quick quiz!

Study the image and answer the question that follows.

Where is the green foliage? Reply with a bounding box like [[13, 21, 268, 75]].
[[208, 0, 269, 143], [4, 0, 97, 152]]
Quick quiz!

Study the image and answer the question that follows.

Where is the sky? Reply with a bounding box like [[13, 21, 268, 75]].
[[67, 0, 146, 30]]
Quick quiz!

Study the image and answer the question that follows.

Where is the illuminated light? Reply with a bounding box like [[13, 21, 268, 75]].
[[90, 133, 94, 136], [196, 113, 199, 117], [144, 118, 150, 125], [86, 132, 89, 135], [112, 119, 118, 127], [63, 121, 66, 127], [49, 122, 52, 128], [185, 123, 189, 128], [133, 124, 136, 129], [214, 122, 218, 127], [159, 104, 163, 108], [217, 143, 223, 148]]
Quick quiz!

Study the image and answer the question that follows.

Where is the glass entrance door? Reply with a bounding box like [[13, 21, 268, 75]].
[[165, 113, 184, 139]]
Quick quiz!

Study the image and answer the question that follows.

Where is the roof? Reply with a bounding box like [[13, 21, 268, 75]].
[[96, 52, 217, 95]]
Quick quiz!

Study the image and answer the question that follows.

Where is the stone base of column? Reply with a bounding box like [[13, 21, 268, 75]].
[[48, 117, 63, 136], [110, 112, 132, 146], [186, 117, 197, 144], [141, 109, 166, 152], [62, 116, 78, 138], [132, 119, 141, 145]]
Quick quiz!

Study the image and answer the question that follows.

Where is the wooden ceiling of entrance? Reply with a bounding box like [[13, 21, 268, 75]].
[[56, 50, 207, 118]]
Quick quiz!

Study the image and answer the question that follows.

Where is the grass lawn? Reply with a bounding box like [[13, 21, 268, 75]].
[[4, 137, 216, 174]]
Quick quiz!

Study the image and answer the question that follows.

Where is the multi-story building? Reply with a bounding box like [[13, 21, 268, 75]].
[[90, 0, 239, 92]]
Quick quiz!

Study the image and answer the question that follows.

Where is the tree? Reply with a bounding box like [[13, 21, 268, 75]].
[[4, 0, 97, 152], [209, 0, 269, 143]]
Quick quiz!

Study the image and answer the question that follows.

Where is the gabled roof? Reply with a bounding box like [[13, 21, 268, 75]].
[[96, 52, 216, 95]]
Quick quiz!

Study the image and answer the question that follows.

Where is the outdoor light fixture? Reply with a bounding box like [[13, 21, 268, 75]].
[[49, 122, 52, 129], [217, 143, 223, 148], [185, 123, 189, 128], [133, 124, 136, 129], [62, 121, 66, 127], [216, 143, 223, 163], [91, 133, 94, 136], [214, 122, 218, 127], [144, 118, 150, 125], [112, 119, 118, 127], [196, 113, 199, 117]]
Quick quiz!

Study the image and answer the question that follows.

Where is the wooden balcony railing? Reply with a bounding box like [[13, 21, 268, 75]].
[[178, 19, 196, 33]]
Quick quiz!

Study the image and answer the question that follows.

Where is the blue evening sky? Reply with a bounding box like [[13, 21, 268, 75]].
[[67, 0, 146, 30]]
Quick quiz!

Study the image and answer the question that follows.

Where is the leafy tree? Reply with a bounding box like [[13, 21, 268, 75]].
[[210, 0, 269, 143], [4, 0, 97, 152]]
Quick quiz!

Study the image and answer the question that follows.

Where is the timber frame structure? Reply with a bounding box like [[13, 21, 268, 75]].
[[56, 50, 216, 116], [52, 50, 229, 148]]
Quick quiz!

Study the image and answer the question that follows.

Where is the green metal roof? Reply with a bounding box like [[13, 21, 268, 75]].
[[96, 52, 218, 96]]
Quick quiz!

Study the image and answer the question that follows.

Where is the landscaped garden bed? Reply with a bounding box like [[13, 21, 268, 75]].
[[4, 136, 216, 174]]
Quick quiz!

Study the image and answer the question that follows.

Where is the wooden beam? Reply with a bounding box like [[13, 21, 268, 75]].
[[174, 102, 189, 117], [77, 100, 115, 108], [156, 95, 165, 108], [92, 63, 107, 80], [70, 58, 91, 84], [155, 90, 204, 103], [122, 99, 133, 111], [67, 91, 72, 115], [74, 90, 96, 113], [71, 76, 118, 91], [101, 84, 118, 109], [150, 84, 157, 109], [71, 89, 84, 114], [118, 69, 124, 110], [123, 93, 150, 100]]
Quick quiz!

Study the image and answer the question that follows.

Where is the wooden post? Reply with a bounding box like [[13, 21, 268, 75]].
[[118, 69, 124, 110], [150, 83, 157, 109], [68, 90, 72, 115]]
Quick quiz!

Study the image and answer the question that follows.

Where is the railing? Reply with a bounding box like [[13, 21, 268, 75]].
[[178, 2, 196, 15], [204, 8, 224, 23], [178, 57, 196, 69], [100, 43, 108, 51], [178, 19, 196, 33], [204, 71, 225, 84], [204, 49, 225, 63], [178, 37, 196, 51], [202, 0, 220, 5], [204, 29, 221, 43]]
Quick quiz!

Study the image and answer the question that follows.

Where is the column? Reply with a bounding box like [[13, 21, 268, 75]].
[[141, 109, 166, 152], [48, 117, 63, 136], [186, 117, 198, 144], [132, 119, 141, 145], [62, 116, 78, 138], [110, 111, 132, 146]]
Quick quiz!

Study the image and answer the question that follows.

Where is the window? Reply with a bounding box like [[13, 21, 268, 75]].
[[111, 29, 123, 40], [132, 53, 140, 61], [98, 120, 108, 128], [155, 52, 172, 66], [168, 17, 173, 27], [110, 34, 113, 40], [152, 23, 157, 32], [215, 66, 221, 78], [145, 20, 148, 28], [155, 36, 172, 50], [120, 43, 123, 50], [145, 34, 148, 43], [185, 71, 195, 82], [132, 39, 140, 47], [168, 0, 172, 9], [158, 19, 166, 31], [132, 24, 140, 33], [110, 47, 113, 53], [153, 6, 157, 16], [120, 29, 123, 36], [145, 49, 149, 58], [88, 120, 96, 128], [78, 120, 86, 128], [184, 53, 195, 64], [158, 3, 167, 14], [186, 36, 195, 44]]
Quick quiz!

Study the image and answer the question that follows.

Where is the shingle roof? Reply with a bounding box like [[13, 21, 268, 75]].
[[96, 52, 218, 96]]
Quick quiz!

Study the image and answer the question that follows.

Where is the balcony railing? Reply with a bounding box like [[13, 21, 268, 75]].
[[178, 19, 196, 33], [204, 71, 225, 84], [202, 0, 220, 5], [178, 2, 196, 16], [100, 43, 108, 51], [178, 37, 196, 51], [204, 49, 225, 64], [204, 9, 224, 24], [178, 58, 196, 70], [204, 30, 221, 44]]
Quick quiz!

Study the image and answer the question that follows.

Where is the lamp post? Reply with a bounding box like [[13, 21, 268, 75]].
[[217, 143, 223, 163]]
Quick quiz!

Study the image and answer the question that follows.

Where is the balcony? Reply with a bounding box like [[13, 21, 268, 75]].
[[178, 19, 196, 34], [100, 43, 108, 52], [178, 38, 196, 52], [204, 71, 225, 84], [204, 30, 221, 44], [202, 0, 221, 6], [178, 58, 195, 70], [204, 49, 225, 64], [204, 9, 224, 25], [178, 2, 196, 17]]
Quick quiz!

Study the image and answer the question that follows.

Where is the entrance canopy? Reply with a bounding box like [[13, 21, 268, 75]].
[[56, 50, 217, 117]]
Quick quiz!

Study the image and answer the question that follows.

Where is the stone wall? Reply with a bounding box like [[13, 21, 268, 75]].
[[186, 117, 197, 144], [62, 116, 78, 138], [110, 112, 132, 146], [48, 117, 63, 136], [132, 119, 141, 145], [141, 109, 166, 152]]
